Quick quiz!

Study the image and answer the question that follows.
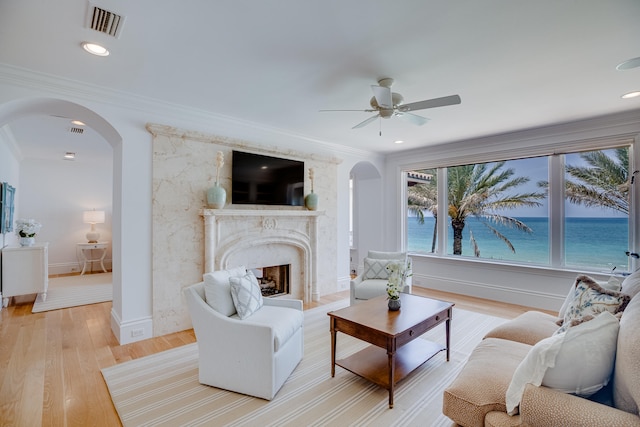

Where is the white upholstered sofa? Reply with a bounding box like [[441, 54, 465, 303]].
[[443, 271, 640, 426], [184, 266, 304, 400], [350, 250, 412, 305]]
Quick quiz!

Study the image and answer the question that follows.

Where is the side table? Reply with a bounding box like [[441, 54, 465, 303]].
[[77, 242, 109, 275]]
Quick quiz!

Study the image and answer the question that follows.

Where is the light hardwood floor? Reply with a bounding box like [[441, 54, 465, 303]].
[[0, 286, 554, 426]]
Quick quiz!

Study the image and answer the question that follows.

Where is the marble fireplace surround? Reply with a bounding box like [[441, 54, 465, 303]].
[[201, 209, 321, 303], [149, 123, 339, 336]]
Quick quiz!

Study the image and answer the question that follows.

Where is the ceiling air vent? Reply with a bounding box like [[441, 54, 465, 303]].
[[86, 3, 125, 38], [69, 127, 85, 135]]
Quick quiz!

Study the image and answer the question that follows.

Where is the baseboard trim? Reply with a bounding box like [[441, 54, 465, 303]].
[[413, 273, 565, 311], [110, 309, 153, 345]]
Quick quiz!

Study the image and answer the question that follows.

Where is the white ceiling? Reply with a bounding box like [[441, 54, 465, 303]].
[[1, 0, 639, 158]]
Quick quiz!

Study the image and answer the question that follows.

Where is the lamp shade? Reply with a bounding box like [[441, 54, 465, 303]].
[[83, 210, 105, 224]]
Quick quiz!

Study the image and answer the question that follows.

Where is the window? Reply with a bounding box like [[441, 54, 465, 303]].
[[406, 146, 631, 273], [407, 169, 437, 253], [563, 149, 629, 272]]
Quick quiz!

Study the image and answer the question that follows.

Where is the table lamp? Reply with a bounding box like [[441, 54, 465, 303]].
[[83, 209, 105, 243]]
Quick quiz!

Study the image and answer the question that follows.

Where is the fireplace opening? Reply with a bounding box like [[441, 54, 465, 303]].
[[252, 264, 290, 297]]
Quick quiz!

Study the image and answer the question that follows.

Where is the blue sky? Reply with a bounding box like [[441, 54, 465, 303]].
[[503, 153, 626, 218], [411, 149, 628, 218]]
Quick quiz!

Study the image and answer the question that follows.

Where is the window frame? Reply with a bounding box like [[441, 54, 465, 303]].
[[402, 137, 637, 274]]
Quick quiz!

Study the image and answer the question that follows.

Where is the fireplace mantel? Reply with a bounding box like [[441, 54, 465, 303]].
[[200, 209, 322, 302]]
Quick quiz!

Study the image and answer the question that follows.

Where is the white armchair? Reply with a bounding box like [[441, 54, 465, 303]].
[[350, 250, 412, 305], [184, 271, 304, 400]]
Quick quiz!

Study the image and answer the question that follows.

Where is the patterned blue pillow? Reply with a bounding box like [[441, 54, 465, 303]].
[[556, 275, 630, 334], [229, 271, 264, 319]]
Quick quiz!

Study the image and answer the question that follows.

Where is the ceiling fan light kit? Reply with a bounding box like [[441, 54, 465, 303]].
[[321, 77, 461, 132]]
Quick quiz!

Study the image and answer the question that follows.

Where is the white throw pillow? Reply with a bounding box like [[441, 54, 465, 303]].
[[621, 269, 640, 299], [363, 257, 393, 280], [229, 271, 264, 320], [556, 274, 629, 334], [506, 311, 620, 415], [203, 266, 247, 316]]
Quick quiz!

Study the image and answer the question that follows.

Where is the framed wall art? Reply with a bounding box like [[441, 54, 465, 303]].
[[1, 182, 16, 234]]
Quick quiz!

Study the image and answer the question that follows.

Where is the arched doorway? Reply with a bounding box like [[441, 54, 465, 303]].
[[0, 97, 122, 331]]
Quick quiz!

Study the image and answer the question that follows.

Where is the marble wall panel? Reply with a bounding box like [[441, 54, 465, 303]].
[[149, 124, 339, 335]]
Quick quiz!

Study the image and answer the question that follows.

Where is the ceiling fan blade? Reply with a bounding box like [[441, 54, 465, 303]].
[[319, 109, 376, 112], [400, 94, 461, 112], [371, 85, 392, 108], [397, 112, 429, 126], [352, 114, 379, 129]]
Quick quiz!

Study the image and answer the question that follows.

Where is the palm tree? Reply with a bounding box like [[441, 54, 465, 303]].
[[408, 171, 438, 252], [539, 148, 629, 215], [409, 162, 546, 256]]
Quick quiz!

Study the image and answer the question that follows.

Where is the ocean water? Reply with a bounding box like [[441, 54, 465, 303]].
[[407, 216, 629, 272]]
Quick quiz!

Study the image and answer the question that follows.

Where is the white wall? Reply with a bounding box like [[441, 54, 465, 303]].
[[19, 157, 113, 274], [383, 110, 640, 311], [0, 125, 20, 248]]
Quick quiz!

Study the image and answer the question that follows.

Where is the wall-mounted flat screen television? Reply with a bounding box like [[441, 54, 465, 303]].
[[231, 151, 304, 206]]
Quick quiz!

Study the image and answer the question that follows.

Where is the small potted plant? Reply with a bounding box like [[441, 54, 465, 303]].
[[15, 218, 42, 246], [386, 258, 411, 311]]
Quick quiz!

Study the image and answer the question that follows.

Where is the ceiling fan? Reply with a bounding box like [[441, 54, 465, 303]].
[[320, 78, 461, 130]]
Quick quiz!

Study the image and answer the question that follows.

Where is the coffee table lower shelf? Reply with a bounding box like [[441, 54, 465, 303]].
[[336, 339, 445, 390]]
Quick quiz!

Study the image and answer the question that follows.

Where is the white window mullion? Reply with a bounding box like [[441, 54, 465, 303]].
[[631, 137, 640, 272], [549, 155, 565, 268], [437, 168, 448, 255]]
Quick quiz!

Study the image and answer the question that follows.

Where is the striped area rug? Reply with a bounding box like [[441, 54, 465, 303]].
[[102, 299, 506, 427], [32, 273, 112, 313]]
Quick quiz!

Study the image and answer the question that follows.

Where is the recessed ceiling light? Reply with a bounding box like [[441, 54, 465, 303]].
[[616, 57, 640, 71], [261, 165, 268, 169], [622, 91, 640, 99], [63, 152, 76, 160], [81, 42, 109, 56], [71, 120, 85, 126], [394, 140, 404, 144]]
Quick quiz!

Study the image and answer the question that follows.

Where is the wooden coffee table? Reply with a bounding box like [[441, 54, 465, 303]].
[[328, 293, 453, 408]]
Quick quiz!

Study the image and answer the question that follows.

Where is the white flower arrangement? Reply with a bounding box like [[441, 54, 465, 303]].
[[386, 258, 412, 300], [215, 151, 224, 185], [15, 218, 42, 238]]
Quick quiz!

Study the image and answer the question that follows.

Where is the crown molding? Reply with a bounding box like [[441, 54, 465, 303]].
[[0, 63, 379, 160], [388, 107, 640, 169], [146, 123, 342, 165]]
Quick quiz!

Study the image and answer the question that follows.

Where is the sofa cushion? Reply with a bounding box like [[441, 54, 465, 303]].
[[353, 278, 389, 300], [363, 258, 393, 280], [443, 338, 531, 427], [484, 311, 558, 346], [506, 311, 620, 415], [367, 250, 406, 260], [556, 274, 629, 334], [231, 305, 304, 352], [203, 266, 247, 316], [229, 270, 264, 319], [613, 294, 640, 414]]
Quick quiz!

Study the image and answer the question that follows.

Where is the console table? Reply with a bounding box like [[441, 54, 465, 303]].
[[1, 243, 49, 307], [77, 242, 109, 275]]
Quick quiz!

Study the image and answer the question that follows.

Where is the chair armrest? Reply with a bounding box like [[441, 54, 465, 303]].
[[349, 274, 363, 304], [263, 298, 303, 311], [520, 384, 640, 427], [185, 285, 275, 351]]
